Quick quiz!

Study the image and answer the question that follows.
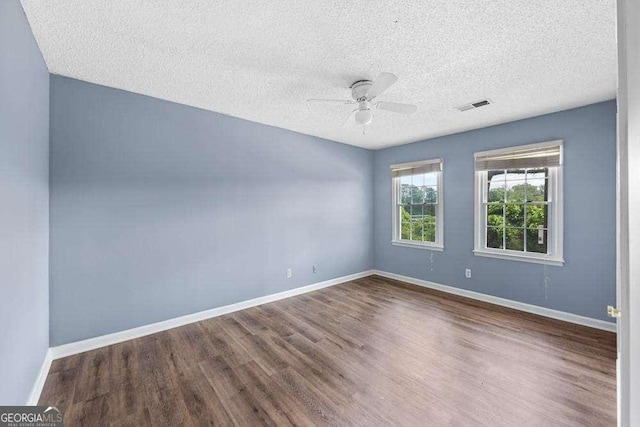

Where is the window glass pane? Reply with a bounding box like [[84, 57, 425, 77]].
[[524, 181, 547, 202], [406, 205, 423, 242], [506, 181, 527, 203], [526, 228, 548, 253], [400, 206, 411, 239], [424, 204, 435, 217], [486, 227, 504, 249], [525, 203, 547, 229], [424, 172, 437, 187], [401, 223, 411, 239], [398, 203, 440, 243], [425, 186, 438, 204], [506, 169, 526, 181], [424, 219, 436, 242], [400, 185, 411, 204], [409, 205, 423, 216], [505, 228, 524, 251], [487, 204, 504, 228], [487, 172, 506, 203], [526, 168, 547, 180], [411, 185, 425, 204], [505, 204, 524, 227], [525, 168, 548, 202], [488, 170, 506, 180], [400, 175, 412, 186], [410, 217, 424, 241]]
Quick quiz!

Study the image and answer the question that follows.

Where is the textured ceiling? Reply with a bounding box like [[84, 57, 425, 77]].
[[21, 0, 617, 149]]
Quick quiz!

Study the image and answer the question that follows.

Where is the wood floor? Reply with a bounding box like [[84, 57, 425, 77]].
[[39, 275, 617, 426]]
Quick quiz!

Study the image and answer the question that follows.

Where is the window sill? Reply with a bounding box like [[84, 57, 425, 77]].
[[392, 240, 444, 251], [473, 249, 564, 266]]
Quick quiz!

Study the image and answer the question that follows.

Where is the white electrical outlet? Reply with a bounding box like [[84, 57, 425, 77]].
[[465, 268, 472, 278], [313, 265, 317, 273], [287, 268, 292, 278]]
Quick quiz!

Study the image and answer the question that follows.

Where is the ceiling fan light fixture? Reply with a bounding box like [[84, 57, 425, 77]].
[[355, 109, 373, 125]]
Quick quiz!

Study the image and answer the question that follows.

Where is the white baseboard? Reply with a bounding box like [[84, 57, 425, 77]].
[[50, 270, 374, 360], [372, 270, 617, 333], [26, 348, 53, 405]]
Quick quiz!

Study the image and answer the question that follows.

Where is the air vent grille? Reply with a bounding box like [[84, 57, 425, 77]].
[[456, 99, 491, 112]]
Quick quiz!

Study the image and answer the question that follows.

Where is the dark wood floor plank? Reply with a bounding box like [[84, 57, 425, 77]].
[[199, 355, 247, 401], [176, 364, 235, 426], [134, 334, 180, 392], [258, 332, 356, 408], [168, 322, 219, 367], [64, 394, 111, 427], [108, 408, 152, 427], [217, 315, 253, 340], [143, 385, 193, 427], [199, 318, 253, 368], [106, 379, 140, 419], [260, 305, 325, 343], [72, 347, 113, 404], [38, 275, 617, 426], [38, 368, 78, 410], [48, 352, 86, 374], [233, 332, 290, 376], [232, 361, 311, 426], [109, 340, 138, 384], [232, 309, 270, 335], [271, 366, 343, 425]]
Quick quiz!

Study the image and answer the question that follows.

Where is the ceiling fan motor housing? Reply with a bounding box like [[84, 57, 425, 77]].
[[350, 80, 373, 101]]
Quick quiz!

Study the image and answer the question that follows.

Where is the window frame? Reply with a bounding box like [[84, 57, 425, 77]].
[[473, 140, 564, 266], [391, 158, 444, 251]]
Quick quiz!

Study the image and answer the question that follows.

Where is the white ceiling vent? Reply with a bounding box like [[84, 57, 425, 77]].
[[456, 99, 492, 112]]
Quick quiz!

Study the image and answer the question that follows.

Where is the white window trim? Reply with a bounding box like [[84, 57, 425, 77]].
[[473, 140, 564, 266], [391, 158, 444, 251]]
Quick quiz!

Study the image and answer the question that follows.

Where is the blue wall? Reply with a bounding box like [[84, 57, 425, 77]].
[[0, 1, 50, 404], [49, 76, 374, 346], [373, 101, 617, 322], [48, 77, 615, 345]]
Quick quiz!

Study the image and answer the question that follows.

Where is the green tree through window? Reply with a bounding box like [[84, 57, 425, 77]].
[[486, 168, 548, 253], [399, 178, 438, 243]]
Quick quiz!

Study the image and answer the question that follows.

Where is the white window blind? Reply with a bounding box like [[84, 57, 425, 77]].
[[474, 143, 562, 171], [391, 159, 442, 177]]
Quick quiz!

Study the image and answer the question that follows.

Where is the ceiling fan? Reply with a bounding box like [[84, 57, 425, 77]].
[[307, 73, 417, 130]]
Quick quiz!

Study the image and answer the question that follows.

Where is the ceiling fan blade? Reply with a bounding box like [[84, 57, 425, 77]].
[[376, 101, 417, 115], [307, 99, 355, 105], [343, 109, 359, 127], [366, 73, 398, 99]]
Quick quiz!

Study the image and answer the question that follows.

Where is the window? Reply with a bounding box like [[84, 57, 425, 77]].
[[473, 140, 563, 265], [391, 159, 444, 250]]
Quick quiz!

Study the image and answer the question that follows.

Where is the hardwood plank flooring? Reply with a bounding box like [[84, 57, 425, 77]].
[[39, 275, 617, 426]]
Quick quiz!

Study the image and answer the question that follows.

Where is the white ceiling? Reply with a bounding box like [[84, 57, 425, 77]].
[[21, 0, 617, 149]]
